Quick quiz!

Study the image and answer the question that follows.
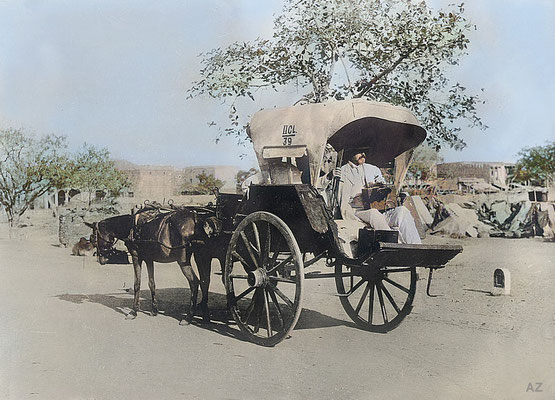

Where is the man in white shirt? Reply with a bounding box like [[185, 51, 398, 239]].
[[338, 152, 421, 244]]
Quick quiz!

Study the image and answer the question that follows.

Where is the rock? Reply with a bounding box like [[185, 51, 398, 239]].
[[410, 195, 434, 226], [489, 200, 511, 225], [431, 215, 477, 237]]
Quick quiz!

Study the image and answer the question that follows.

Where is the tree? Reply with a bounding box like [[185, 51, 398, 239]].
[[196, 172, 225, 195], [188, 0, 486, 150], [236, 168, 258, 193], [407, 144, 443, 181], [68, 143, 130, 206], [0, 128, 69, 226], [514, 142, 555, 187], [182, 172, 225, 195]]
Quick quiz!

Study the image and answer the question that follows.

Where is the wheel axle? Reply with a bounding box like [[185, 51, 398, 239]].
[[247, 268, 268, 287]]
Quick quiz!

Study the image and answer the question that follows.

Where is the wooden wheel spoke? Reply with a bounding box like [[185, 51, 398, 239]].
[[347, 277, 366, 296], [263, 288, 272, 337], [268, 282, 294, 310], [355, 282, 371, 314], [253, 290, 264, 334], [368, 282, 375, 324], [232, 250, 254, 272], [240, 231, 260, 268], [261, 222, 271, 267], [243, 292, 257, 326], [251, 222, 261, 255], [383, 276, 410, 294], [267, 234, 281, 270], [267, 255, 293, 275], [269, 275, 296, 284], [233, 286, 256, 304], [376, 284, 388, 323], [380, 281, 400, 313], [267, 288, 284, 329], [229, 274, 248, 280]]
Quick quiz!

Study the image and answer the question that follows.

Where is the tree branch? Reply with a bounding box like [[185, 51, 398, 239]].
[[355, 47, 417, 98]]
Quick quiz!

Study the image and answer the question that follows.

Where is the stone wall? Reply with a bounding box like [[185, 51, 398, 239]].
[[58, 206, 121, 248]]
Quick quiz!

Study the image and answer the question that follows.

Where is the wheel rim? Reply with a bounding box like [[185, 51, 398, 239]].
[[335, 262, 416, 332], [224, 211, 304, 346]]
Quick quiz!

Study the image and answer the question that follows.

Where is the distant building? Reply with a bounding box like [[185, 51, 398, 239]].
[[436, 162, 516, 190], [119, 164, 181, 200], [181, 165, 239, 193], [114, 160, 239, 201]]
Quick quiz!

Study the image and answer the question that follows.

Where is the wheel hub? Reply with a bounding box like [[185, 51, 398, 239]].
[[247, 268, 268, 287], [364, 268, 385, 282]]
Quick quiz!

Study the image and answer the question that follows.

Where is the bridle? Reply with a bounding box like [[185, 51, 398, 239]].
[[94, 222, 117, 262]]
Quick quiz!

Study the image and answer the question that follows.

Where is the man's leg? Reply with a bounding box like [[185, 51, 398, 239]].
[[354, 208, 391, 230], [384, 206, 421, 244]]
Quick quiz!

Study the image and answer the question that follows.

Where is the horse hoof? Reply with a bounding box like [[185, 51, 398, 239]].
[[125, 311, 137, 320], [151, 309, 158, 317], [179, 319, 191, 326]]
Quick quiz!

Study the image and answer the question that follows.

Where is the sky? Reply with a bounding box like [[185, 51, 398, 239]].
[[0, 0, 553, 170]]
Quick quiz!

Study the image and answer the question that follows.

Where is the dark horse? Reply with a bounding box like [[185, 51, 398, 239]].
[[86, 208, 225, 324]]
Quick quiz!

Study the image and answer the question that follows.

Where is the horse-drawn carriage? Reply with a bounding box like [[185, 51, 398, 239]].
[[91, 99, 462, 346], [216, 99, 462, 346]]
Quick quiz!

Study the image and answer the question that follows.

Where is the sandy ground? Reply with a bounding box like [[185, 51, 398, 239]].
[[0, 210, 554, 400]]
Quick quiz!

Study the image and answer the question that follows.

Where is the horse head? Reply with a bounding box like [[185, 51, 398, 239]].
[[202, 216, 222, 239], [84, 218, 129, 264]]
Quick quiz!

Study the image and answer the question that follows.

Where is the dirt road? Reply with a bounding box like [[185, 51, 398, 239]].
[[0, 217, 553, 399]]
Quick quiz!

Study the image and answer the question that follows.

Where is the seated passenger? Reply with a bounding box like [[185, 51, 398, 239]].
[[336, 151, 421, 244]]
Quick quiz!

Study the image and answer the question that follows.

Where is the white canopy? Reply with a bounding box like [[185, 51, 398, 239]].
[[247, 99, 426, 187]]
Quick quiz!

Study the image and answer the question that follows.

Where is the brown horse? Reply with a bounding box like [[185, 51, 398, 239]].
[[86, 208, 224, 324]]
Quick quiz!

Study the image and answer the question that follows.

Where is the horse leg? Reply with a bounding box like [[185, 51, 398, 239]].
[[195, 250, 212, 323], [146, 260, 158, 316], [178, 260, 199, 325], [127, 255, 142, 320]]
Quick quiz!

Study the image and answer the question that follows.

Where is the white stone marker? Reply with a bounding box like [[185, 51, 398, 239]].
[[492, 268, 511, 296]]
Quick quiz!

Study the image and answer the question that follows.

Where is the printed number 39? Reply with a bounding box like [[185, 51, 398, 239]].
[[283, 137, 292, 145]]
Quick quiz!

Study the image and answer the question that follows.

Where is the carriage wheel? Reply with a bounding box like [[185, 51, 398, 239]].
[[334, 262, 416, 332], [224, 211, 304, 346]]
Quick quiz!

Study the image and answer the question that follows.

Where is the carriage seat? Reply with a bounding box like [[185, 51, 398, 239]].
[[334, 219, 366, 258], [334, 219, 399, 258]]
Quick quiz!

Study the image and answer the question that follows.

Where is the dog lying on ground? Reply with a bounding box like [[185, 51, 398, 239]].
[[71, 237, 94, 256]]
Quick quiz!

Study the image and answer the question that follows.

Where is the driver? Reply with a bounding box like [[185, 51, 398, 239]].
[[336, 151, 421, 244]]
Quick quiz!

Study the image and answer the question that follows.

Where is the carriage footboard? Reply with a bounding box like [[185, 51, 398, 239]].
[[363, 242, 463, 269]]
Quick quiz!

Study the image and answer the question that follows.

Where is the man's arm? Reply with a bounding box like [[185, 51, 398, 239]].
[[364, 164, 386, 184]]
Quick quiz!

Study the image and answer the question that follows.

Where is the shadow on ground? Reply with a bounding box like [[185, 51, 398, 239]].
[[56, 288, 352, 342]]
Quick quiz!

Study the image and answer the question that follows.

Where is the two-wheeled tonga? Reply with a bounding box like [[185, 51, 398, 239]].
[[215, 99, 462, 346]]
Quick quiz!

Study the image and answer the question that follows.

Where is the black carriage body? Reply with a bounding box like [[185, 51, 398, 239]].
[[235, 184, 335, 254]]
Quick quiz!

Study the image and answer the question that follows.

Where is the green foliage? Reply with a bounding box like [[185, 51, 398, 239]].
[[514, 142, 555, 186], [182, 172, 225, 195], [188, 0, 486, 150], [0, 128, 69, 225], [67, 143, 131, 205], [407, 144, 443, 180], [236, 168, 258, 192]]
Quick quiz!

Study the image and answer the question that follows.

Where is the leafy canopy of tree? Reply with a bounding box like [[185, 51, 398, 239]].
[[0, 128, 131, 226], [407, 144, 443, 180], [68, 143, 131, 206], [0, 128, 69, 226], [514, 142, 554, 187], [182, 173, 225, 195], [188, 0, 486, 150], [236, 168, 258, 192]]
